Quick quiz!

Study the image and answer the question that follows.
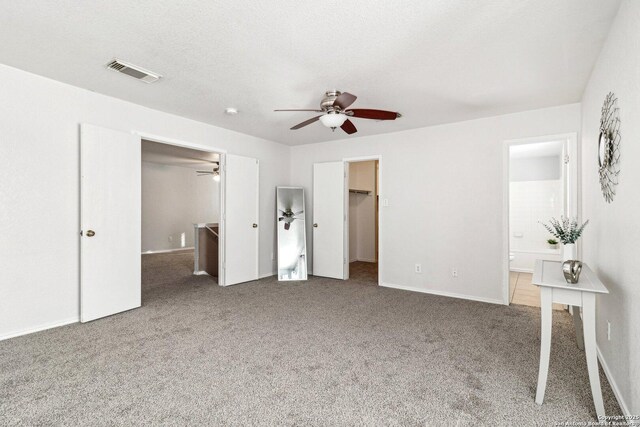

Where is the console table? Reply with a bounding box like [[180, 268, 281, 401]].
[[531, 260, 609, 419]]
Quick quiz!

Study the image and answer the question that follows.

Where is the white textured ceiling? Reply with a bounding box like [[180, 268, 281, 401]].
[[0, 0, 621, 145]]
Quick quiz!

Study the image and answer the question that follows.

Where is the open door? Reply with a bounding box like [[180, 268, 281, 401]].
[[312, 162, 346, 279], [223, 154, 259, 285], [80, 124, 141, 322]]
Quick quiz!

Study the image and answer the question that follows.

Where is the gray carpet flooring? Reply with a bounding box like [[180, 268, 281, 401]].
[[0, 252, 621, 426]]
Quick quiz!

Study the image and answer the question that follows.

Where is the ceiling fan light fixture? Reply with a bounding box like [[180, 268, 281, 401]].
[[319, 112, 348, 128], [213, 171, 220, 182]]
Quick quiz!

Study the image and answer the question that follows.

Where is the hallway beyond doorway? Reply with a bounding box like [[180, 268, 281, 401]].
[[510, 271, 564, 310]]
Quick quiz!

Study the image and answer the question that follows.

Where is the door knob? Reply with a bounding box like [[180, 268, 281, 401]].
[[252, 223, 258, 228], [313, 223, 318, 228], [86, 230, 96, 237]]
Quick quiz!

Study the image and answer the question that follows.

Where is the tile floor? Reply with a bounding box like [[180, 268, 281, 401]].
[[510, 271, 565, 310]]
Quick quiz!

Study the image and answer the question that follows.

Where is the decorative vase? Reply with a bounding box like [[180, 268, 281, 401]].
[[562, 260, 583, 284], [563, 243, 577, 261]]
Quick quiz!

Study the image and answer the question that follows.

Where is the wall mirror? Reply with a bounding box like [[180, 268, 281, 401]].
[[277, 187, 308, 281], [598, 92, 621, 203]]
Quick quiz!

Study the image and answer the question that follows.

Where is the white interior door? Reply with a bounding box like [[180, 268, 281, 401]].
[[224, 154, 259, 285], [80, 124, 141, 322], [313, 162, 346, 279]]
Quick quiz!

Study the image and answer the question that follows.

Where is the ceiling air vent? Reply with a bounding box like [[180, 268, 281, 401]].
[[106, 59, 162, 83]]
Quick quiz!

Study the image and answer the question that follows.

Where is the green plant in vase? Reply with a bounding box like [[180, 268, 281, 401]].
[[540, 216, 589, 261]]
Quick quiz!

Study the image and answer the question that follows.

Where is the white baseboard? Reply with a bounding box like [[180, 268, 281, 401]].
[[0, 317, 79, 341], [597, 345, 633, 420], [510, 267, 534, 273], [259, 272, 276, 279], [142, 247, 194, 255], [193, 270, 210, 276], [356, 258, 377, 263], [380, 282, 504, 305]]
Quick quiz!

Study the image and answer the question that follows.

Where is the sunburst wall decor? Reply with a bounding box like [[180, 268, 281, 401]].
[[598, 92, 621, 203]]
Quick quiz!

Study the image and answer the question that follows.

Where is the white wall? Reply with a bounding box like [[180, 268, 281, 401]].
[[509, 150, 563, 272], [348, 161, 377, 263], [510, 156, 561, 182], [580, 0, 640, 415], [509, 180, 563, 272], [510, 180, 563, 253], [142, 162, 219, 252], [291, 104, 581, 303], [349, 194, 358, 262], [0, 63, 289, 339]]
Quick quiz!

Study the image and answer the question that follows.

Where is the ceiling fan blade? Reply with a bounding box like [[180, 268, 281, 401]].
[[291, 115, 322, 130], [348, 109, 399, 120], [340, 119, 358, 135], [278, 217, 284, 221], [275, 109, 323, 112], [294, 210, 304, 215], [333, 92, 357, 110]]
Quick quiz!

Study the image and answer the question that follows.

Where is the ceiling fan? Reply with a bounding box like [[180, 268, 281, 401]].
[[275, 90, 401, 135], [196, 162, 220, 182], [278, 208, 304, 230]]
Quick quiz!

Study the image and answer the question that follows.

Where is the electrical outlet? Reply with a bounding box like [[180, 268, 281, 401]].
[[452, 268, 458, 278], [168, 236, 173, 242], [271, 252, 274, 261], [415, 264, 422, 273], [382, 198, 389, 207], [607, 321, 611, 341]]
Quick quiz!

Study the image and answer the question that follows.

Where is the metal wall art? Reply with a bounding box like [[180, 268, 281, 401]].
[[598, 92, 621, 203], [276, 187, 308, 281]]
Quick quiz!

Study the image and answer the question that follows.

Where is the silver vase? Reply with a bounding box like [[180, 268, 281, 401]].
[[562, 260, 582, 284]]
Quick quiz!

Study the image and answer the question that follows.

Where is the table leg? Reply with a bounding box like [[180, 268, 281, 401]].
[[572, 305, 585, 351], [535, 286, 553, 405], [582, 292, 605, 418]]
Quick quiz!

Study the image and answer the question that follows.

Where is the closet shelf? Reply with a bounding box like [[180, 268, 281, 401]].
[[349, 189, 372, 195]]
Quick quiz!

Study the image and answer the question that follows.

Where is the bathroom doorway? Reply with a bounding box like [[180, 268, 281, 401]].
[[503, 134, 577, 307]]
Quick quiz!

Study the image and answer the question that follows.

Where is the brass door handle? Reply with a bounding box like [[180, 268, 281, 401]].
[[86, 230, 95, 237], [252, 223, 258, 228], [313, 223, 318, 228]]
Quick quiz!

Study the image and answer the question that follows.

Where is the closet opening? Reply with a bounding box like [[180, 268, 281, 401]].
[[346, 159, 379, 284]]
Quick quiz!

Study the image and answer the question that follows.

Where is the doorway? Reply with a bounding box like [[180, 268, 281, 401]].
[[80, 125, 261, 322], [503, 133, 577, 307], [311, 156, 382, 285], [140, 140, 221, 300], [346, 159, 379, 284]]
